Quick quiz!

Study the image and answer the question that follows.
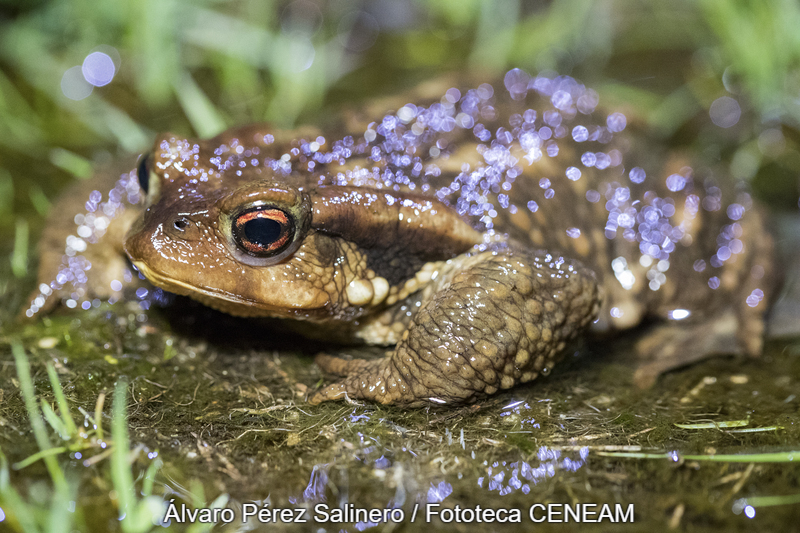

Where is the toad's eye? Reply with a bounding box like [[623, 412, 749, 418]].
[[232, 207, 295, 257], [137, 153, 151, 194]]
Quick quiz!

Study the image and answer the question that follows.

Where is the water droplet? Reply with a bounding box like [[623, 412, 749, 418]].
[[668, 309, 691, 320], [566, 167, 581, 181], [594, 152, 611, 169], [504, 68, 531, 100], [726, 203, 744, 220], [606, 112, 627, 132], [551, 90, 572, 110], [629, 167, 646, 184], [572, 126, 589, 142], [577, 90, 599, 114], [666, 174, 686, 192], [544, 111, 562, 130]]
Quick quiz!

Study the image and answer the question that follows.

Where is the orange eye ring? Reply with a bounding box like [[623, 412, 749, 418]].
[[232, 206, 294, 257]]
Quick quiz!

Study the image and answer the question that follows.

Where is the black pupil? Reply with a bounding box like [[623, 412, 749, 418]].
[[244, 217, 282, 246], [137, 154, 150, 194]]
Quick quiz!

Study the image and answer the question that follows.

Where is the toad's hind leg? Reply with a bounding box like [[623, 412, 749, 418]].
[[632, 204, 777, 388], [309, 250, 600, 407], [632, 302, 773, 388], [631, 310, 742, 388]]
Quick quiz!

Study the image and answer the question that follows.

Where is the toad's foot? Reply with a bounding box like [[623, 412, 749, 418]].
[[631, 224, 773, 388], [309, 249, 600, 407], [24, 161, 145, 317], [631, 308, 764, 388]]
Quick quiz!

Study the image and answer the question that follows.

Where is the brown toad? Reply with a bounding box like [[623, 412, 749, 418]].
[[30, 71, 778, 406]]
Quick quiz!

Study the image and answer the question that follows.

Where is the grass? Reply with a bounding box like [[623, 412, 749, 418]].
[[0, 343, 166, 532], [10, 220, 27, 279], [597, 450, 800, 463], [674, 419, 751, 429], [0, 340, 244, 532]]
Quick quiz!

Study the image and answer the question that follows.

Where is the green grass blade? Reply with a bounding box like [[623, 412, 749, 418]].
[[11, 343, 67, 492], [173, 73, 227, 138], [111, 380, 133, 524], [726, 426, 784, 434], [48, 148, 94, 180], [598, 450, 800, 463], [94, 392, 105, 442], [27, 184, 50, 217], [40, 401, 68, 439], [46, 364, 78, 438], [141, 458, 161, 498], [674, 419, 749, 429], [45, 472, 74, 533], [738, 493, 800, 507], [11, 219, 28, 278], [0, 447, 40, 533], [110, 379, 157, 533], [12, 446, 67, 470]]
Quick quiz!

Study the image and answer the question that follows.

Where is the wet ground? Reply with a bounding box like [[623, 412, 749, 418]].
[[0, 214, 799, 532]]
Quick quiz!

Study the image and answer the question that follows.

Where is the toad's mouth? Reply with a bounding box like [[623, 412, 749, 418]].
[[131, 261, 329, 317]]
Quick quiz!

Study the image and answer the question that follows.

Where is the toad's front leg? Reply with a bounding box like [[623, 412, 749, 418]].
[[310, 250, 600, 407]]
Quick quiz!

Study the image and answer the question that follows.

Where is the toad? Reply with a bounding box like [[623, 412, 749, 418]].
[[29, 70, 778, 407]]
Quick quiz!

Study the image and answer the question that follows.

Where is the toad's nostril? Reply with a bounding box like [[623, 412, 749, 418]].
[[173, 217, 190, 231]]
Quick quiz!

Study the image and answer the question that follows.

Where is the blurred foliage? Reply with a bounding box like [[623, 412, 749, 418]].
[[0, 0, 798, 235]]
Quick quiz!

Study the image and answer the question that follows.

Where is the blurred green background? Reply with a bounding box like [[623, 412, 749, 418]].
[[1, 0, 799, 252]]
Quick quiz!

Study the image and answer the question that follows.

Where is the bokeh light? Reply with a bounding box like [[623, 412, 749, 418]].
[[82, 51, 116, 87], [60, 66, 93, 100], [757, 128, 785, 156], [709, 96, 741, 128], [281, 0, 323, 36], [338, 10, 379, 52], [285, 37, 315, 73]]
